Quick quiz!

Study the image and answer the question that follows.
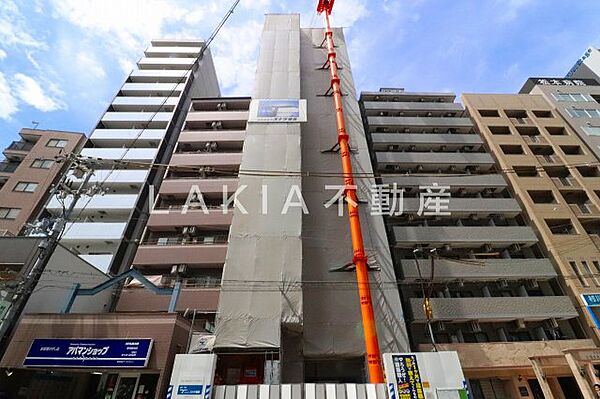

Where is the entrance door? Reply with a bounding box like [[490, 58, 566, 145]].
[[113, 374, 139, 399]]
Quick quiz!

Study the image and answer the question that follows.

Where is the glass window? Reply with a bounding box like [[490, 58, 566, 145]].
[[553, 93, 591, 102], [569, 261, 588, 286], [568, 108, 600, 118], [31, 158, 54, 169], [0, 208, 20, 219], [581, 261, 600, 286], [13, 182, 38, 193], [46, 139, 68, 148], [583, 126, 600, 136]]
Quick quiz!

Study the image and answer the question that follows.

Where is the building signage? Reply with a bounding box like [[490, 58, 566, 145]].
[[23, 338, 153, 368], [177, 385, 204, 395], [582, 294, 600, 307], [390, 354, 425, 399], [248, 99, 307, 123]]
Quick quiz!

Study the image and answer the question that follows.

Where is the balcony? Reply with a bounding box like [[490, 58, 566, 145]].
[[522, 135, 548, 145], [68, 169, 149, 187], [186, 110, 249, 122], [120, 83, 186, 96], [60, 222, 127, 242], [90, 129, 166, 147], [551, 177, 581, 190], [392, 226, 538, 248], [376, 152, 494, 172], [137, 57, 196, 70], [381, 174, 508, 193], [535, 154, 560, 166], [4, 141, 33, 159], [47, 194, 138, 217], [178, 130, 246, 145], [147, 209, 233, 229], [400, 258, 557, 282], [362, 101, 464, 114], [144, 46, 201, 58], [371, 133, 483, 152], [133, 240, 228, 266], [400, 198, 521, 217], [570, 203, 600, 218], [116, 286, 219, 312], [0, 161, 18, 181], [80, 147, 158, 163], [128, 69, 190, 83], [509, 117, 534, 125], [100, 112, 172, 129], [111, 96, 179, 112], [367, 116, 473, 132], [360, 91, 456, 103], [159, 178, 239, 196], [170, 152, 243, 167], [409, 296, 578, 322]]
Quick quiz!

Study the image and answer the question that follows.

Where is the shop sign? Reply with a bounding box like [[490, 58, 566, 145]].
[[248, 99, 307, 123], [581, 294, 600, 307], [177, 385, 204, 395], [390, 354, 425, 399], [23, 338, 153, 368]]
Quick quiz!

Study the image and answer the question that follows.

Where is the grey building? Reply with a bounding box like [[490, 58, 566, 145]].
[[520, 77, 600, 162], [213, 15, 409, 384], [359, 88, 587, 396], [567, 47, 600, 81]]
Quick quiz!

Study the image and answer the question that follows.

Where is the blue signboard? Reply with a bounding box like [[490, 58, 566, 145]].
[[582, 294, 600, 307], [23, 338, 153, 368], [178, 385, 204, 395]]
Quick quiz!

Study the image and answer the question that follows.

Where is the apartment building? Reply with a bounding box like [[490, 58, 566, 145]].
[[44, 39, 220, 274], [567, 47, 600, 82], [520, 77, 600, 162], [360, 88, 595, 398], [117, 96, 249, 320], [0, 128, 85, 236], [462, 91, 600, 396]]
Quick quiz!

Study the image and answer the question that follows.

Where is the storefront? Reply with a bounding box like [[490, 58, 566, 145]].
[[0, 313, 191, 399]]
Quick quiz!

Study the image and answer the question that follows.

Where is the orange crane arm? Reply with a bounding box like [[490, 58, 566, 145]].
[[317, 0, 385, 383]]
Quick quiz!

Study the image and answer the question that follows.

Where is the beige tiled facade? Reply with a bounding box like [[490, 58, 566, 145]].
[[463, 93, 600, 344]]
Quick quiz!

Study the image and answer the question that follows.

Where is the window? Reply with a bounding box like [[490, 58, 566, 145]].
[[569, 261, 588, 286], [546, 126, 567, 135], [576, 166, 600, 177], [489, 126, 511, 135], [552, 93, 591, 102], [46, 139, 68, 148], [514, 166, 538, 177], [560, 145, 585, 155], [0, 208, 20, 219], [528, 190, 556, 204], [31, 158, 54, 169], [545, 219, 577, 235], [532, 110, 554, 118], [479, 109, 500, 117], [583, 126, 600, 136], [567, 108, 600, 118], [500, 144, 525, 155], [13, 182, 38, 193], [581, 261, 600, 286], [505, 110, 528, 118]]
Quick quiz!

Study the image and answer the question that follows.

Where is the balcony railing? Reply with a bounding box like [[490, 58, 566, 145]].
[[0, 162, 18, 173], [161, 276, 221, 288], [143, 235, 228, 246], [6, 141, 33, 152], [510, 117, 533, 125]]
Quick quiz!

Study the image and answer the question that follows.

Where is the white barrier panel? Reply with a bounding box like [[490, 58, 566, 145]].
[[168, 354, 217, 399]]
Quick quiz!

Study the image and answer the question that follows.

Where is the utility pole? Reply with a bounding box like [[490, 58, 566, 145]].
[[0, 154, 102, 353]]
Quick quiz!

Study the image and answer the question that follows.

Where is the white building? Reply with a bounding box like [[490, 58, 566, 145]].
[[45, 40, 220, 273], [567, 47, 600, 81]]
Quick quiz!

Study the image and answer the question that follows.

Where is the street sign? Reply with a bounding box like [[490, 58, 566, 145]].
[[23, 338, 153, 368]]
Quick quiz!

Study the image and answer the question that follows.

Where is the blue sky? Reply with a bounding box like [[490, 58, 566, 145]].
[[0, 0, 599, 149]]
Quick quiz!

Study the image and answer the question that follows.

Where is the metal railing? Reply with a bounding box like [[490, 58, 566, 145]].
[[142, 235, 228, 246], [0, 162, 18, 173], [6, 141, 33, 152]]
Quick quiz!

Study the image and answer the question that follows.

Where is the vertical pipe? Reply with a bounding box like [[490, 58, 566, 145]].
[[322, 10, 384, 383]]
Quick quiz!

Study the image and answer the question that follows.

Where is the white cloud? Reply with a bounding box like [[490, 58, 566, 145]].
[[118, 58, 136, 75], [0, 49, 6, 60], [13, 73, 66, 112], [498, 0, 535, 22], [212, 20, 263, 95], [76, 52, 106, 79], [330, 0, 369, 27], [0, 1, 46, 49], [0, 72, 18, 119]]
